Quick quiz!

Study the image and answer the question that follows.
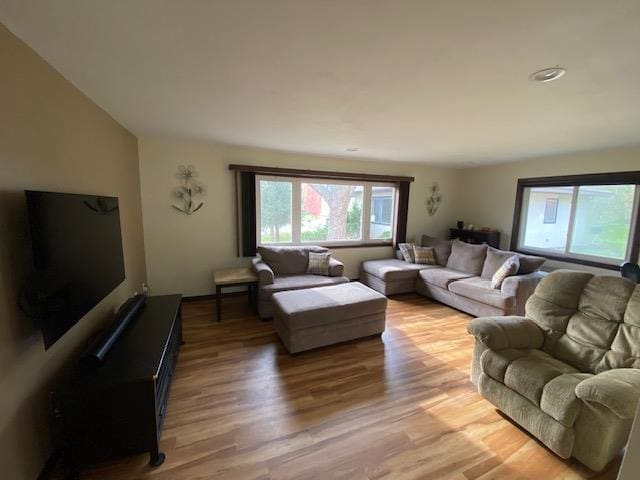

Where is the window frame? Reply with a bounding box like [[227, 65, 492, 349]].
[[255, 174, 398, 248], [511, 171, 640, 270]]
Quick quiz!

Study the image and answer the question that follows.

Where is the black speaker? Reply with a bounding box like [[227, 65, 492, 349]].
[[77, 294, 146, 374]]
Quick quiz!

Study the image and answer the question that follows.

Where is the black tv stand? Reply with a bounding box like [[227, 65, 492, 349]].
[[52, 295, 182, 477]]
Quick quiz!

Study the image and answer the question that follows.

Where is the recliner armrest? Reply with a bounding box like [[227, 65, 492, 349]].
[[575, 368, 640, 419], [251, 256, 274, 285], [328, 257, 345, 277], [467, 316, 544, 351], [501, 271, 547, 316]]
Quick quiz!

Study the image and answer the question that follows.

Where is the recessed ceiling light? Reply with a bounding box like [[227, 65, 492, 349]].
[[346, 147, 358, 152], [529, 67, 567, 83]]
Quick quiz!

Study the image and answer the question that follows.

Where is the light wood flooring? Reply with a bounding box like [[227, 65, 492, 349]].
[[77, 294, 622, 479]]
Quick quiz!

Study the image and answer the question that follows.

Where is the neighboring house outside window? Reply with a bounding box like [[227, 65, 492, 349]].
[[543, 197, 559, 224]]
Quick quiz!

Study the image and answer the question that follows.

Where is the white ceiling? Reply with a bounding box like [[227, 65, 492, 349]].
[[1, 0, 639, 165]]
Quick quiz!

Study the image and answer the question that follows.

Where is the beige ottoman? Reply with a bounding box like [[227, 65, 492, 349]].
[[272, 282, 387, 354]]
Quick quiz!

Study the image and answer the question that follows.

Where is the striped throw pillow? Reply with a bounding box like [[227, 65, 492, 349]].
[[413, 245, 437, 265], [491, 255, 520, 289], [307, 251, 331, 276], [398, 243, 415, 263]]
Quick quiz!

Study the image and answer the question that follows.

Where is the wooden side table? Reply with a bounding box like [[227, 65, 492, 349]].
[[213, 267, 258, 321]]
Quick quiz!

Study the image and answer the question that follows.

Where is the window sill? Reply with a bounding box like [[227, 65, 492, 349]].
[[329, 242, 393, 249], [258, 242, 393, 249], [515, 248, 621, 271]]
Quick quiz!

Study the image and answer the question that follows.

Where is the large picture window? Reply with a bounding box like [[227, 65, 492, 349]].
[[256, 176, 396, 246], [512, 172, 640, 269]]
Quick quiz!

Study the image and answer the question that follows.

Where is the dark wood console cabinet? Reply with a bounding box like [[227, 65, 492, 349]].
[[449, 228, 501, 248], [53, 295, 182, 476]]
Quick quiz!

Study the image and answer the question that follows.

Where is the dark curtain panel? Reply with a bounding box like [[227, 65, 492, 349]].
[[240, 171, 257, 257], [395, 181, 410, 246]]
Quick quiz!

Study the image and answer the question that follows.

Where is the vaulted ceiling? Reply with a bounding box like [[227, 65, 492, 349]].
[[2, 0, 639, 164]]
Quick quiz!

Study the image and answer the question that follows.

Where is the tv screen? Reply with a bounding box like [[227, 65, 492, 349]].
[[25, 190, 125, 349]]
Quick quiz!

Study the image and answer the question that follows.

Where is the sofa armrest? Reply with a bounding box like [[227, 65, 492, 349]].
[[501, 271, 547, 316], [251, 256, 274, 285], [575, 368, 640, 419], [467, 316, 544, 351], [328, 257, 345, 277]]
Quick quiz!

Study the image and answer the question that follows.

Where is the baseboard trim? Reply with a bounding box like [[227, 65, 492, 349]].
[[182, 291, 248, 302]]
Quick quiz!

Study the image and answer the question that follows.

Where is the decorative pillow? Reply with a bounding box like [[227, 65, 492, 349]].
[[413, 245, 437, 265], [481, 247, 515, 279], [491, 255, 520, 289], [307, 251, 332, 276], [398, 243, 415, 263], [421, 235, 452, 266], [446, 240, 488, 276]]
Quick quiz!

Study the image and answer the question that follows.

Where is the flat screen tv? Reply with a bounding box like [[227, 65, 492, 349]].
[[25, 190, 125, 349]]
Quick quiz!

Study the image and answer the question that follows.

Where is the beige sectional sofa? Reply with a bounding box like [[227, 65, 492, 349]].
[[360, 235, 546, 317], [468, 270, 640, 471], [252, 245, 350, 319]]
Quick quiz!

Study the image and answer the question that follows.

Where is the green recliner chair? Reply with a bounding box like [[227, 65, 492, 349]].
[[468, 270, 640, 471]]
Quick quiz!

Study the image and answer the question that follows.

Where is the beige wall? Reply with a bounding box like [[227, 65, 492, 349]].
[[618, 402, 640, 480], [454, 146, 640, 273], [138, 137, 459, 296], [0, 24, 146, 479]]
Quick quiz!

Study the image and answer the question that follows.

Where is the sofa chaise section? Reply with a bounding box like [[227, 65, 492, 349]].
[[359, 258, 437, 295]]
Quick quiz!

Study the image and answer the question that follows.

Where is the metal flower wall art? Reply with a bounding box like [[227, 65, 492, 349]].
[[172, 165, 207, 215], [426, 182, 442, 216]]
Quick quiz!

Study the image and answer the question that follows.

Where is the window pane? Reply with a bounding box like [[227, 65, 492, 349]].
[[521, 186, 573, 253], [259, 180, 292, 244], [569, 185, 636, 260], [301, 183, 363, 241], [370, 186, 395, 240]]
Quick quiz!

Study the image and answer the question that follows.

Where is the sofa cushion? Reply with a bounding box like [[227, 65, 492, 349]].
[[524, 270, 594, 333], [517, 253, 546, 274], [421, 235, 452, 266], [555, 276, 636, 373], [419, 268, 473, 289], [624, 286, 640, 327], [480, 348, 589, 427], [361, 258, 437, 282], [481, 348, 530, 383], [481, 246, 545, 277], [257, 245, 327, 275], [540, 373, 592, 427], [599, 286, 640, 371], [448, 277, 516, 311], [261, 274, 349, 294], [504, 350, 580, 405], [445, 240, 488, 276], [481, 247, 515, 279]]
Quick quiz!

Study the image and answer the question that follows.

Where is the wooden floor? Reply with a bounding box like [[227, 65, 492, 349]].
[[77, 294, 622, 480]]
